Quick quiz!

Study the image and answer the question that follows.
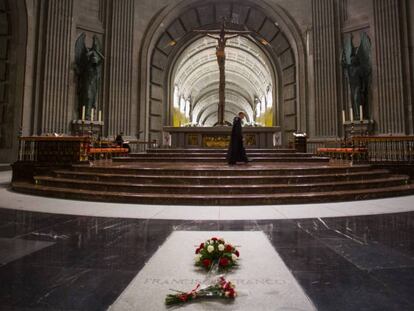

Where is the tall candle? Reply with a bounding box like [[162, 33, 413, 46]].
[[98, 110, 102, 123], [359, 105, 363, 121], [81, 106, 85, 121], [91, 108, 94, 122], [342, 110, 346, 124], [349, 107, 354, 122]]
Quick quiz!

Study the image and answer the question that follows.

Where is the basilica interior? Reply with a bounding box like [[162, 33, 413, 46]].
[[0, 0, 414, 310]]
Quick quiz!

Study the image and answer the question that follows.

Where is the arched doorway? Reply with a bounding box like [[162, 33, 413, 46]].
[[139, 0, 307, 145]]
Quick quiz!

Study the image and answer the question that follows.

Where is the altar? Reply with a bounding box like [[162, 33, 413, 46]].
[[163, 126, 282, 149]]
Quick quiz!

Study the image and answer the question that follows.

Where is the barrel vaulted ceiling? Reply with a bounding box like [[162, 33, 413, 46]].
[[172, 36, 273, 125], [147, 1, 298, 132]]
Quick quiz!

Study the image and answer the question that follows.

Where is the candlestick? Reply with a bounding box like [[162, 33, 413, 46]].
[[81, 106, 85, 121], [98, 110, 102, 123], [359, 105, 363, 121], [350, 107, 354, 122], [342, 110, 346, 124], [91, 108, 94, 122]]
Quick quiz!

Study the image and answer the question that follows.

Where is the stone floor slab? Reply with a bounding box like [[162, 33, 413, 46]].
[[0, 237, 54, 266], [109, 231, 316, 311]]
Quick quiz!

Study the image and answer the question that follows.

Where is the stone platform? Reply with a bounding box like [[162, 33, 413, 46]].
[[113, 148, 329, 163], [11, 148, 414, 205]]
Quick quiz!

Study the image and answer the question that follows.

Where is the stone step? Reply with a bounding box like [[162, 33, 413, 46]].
[[70, 164, 380, 176], [146, 148, 296, 154], [0, 163, 11, 172], [12, 182, 414, 205], [112, 156, 330, 163], [128, 152, 314, 158], [69, 164, 383, 176], [54, 169, 394, 185], [34, 175, 410, 195]]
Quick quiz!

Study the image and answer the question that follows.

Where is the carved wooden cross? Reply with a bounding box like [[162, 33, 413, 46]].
[[194, 21, 251, 125]]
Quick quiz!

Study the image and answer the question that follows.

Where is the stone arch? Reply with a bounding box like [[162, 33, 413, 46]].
[[139, 0, 307, 144]]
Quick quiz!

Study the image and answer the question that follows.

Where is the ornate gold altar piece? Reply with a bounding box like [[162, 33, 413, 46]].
[[202, 134, 256, 148]]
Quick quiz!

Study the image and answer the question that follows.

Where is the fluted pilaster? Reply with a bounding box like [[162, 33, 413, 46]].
[[41, 0, 73, 134], [312, 0, 340, 137], [374, 0, 406, 134], [106, 0, 134, 136]]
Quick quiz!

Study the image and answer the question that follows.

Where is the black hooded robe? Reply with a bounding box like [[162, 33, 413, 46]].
[[227, 116, 248, 164]]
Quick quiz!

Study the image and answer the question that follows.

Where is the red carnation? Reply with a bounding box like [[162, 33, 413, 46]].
[[219, 257, 229, 267], [221, 281, 231, 290], [235, 250, 240, 257], [195, 248, 200, 254], [226, 288, 236, 298], [179, 294, 189, 302], [211, 237, 218, 241], [199, 243, 204, 249], [202, 258, 212, 268], [225, 244, 233, 252]]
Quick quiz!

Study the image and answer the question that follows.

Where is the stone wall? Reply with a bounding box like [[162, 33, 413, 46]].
[[0, 0, 10, 150], [0, 0, 26, 162], [1, 0, 414, 162]]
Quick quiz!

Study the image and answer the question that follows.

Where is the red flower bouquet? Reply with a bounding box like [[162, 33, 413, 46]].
[[194, 237, 240, 271], [165, 277, 237, 306]]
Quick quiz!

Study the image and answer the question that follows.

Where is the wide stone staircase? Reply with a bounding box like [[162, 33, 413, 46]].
[[12, 148, 414, 205], [112, 148, 329, 163]]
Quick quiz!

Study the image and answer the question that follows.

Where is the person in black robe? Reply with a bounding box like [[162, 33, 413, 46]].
[[227, 112, 249, 165], [115, 132, 131, 153]]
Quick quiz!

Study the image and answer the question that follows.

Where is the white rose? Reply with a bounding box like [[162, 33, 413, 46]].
[[218, 244, 225, 251], [231, 254, 238, 261], [195, 254, 201, 263], [207, 245, 214, 253]]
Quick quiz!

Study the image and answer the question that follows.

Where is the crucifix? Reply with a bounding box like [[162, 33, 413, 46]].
[[194, 20, 251, 126]]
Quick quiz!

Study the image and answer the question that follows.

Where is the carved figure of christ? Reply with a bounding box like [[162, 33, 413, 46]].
[[194, 22, 251, 125]]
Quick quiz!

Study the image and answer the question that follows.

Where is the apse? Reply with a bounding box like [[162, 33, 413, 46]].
[[171, 35, 275, 127]]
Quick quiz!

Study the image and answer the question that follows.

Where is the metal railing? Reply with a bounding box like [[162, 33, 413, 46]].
[[18, 136, 90, 163], [309, 136, 414, 163], [128, 140, 158, 153], [307, 139, 342, 154], [352, 136, 414, 163]]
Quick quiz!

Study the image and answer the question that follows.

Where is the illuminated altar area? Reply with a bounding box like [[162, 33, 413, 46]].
[[163, 126, 281, 149]]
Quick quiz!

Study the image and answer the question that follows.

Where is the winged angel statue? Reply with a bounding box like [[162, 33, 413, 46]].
[[75, 33, 104, 120], [342, 32, 372, 120]]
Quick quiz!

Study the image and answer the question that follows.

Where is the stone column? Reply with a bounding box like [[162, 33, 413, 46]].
[[105, 0, 135, 136], [40, 0, 74, 134], [312, 0, 341, 137], [373, 0, 406, 134]]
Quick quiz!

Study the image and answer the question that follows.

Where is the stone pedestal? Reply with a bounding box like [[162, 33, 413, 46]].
[[71, 120, 104, 137], [344, 120, 375, 139]]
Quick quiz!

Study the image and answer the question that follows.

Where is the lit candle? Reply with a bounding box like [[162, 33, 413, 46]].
[[91, 108, 94, 122], [81, 106, 85, 121], [350, 107, 354, 122], [359, 105, 363, 121], [98, 110, 102, 123], [342, 110, 346, 124]]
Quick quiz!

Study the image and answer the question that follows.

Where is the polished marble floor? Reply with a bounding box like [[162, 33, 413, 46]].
[[0, 207, 413, 310], [1, 169, 414, 310]]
